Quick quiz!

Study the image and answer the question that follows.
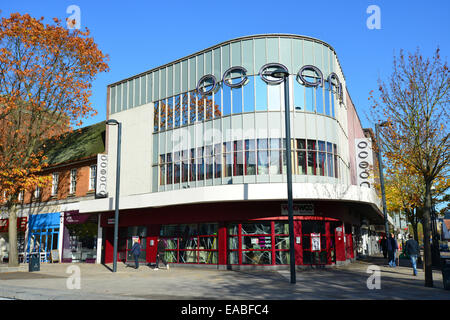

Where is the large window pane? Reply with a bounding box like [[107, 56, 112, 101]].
[[243, 76, 255, 112], [255, 77, 267, 111], [307, 140, 316, 175], [182, 93, 189, 125], [167, 97, 174, 129], [160, 100, 166, 130], [222, 85, 231, 116], [324, 81, 331, 117], [214, 143, 222, 178], [245, 139, 256, 175], [267, 84, 281, 111], [214, 87, 222, 118], [174, 95, 181, 127], [294, 79, 304, 111], [305, 86, 314, 112], [318, 141, 326, 176], [154, 101, 159, 132], [197, 147, 204, 181], [232, 82, 243, 114], [233, 141, 244, 176], [166, 153, 173, 184], [242, 251, 271, 265], [241, 222, 271, 235], [316, 86, 324, 114], [189, 91, 196, 123]]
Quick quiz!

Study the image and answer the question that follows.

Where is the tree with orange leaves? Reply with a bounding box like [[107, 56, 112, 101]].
[[370, 47, 449, 287], [0, 13, 109, 267]]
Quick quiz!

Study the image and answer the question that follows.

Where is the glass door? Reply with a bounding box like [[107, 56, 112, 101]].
[[301, 220, 328, 265]]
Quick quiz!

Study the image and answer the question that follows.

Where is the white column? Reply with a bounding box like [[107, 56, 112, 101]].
[[96, 213, 102, 264], [58, 212, 64, 262]]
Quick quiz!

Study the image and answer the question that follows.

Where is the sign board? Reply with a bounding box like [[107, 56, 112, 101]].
[[311, 233, 321, 251], [281, 203, 314, 216], [96, 153, 108, 198], [355, 138, 374, 188], [50, 249, 59, 263], [107, 218, 115, 225], [0, 217, 28, 233]]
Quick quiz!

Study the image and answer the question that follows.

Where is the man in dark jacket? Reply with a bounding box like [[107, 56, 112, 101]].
[[387, 233, 398, 267], [405, 234, 420, 276], [380, 236, 387, 259], [155, 237, 169, 270], [130, 239, 141, 269]]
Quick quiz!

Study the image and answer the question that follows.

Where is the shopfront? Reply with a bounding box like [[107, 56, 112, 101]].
[[100, 201, 359, 268], [62, 211, 98, 263], [27, 212, 61, 262], [0, 217, 27, 263]]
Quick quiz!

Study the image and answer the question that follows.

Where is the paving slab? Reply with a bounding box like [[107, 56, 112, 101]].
[[0, 256, 449, 300]]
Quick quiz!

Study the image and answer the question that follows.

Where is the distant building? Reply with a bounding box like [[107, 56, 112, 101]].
[[0, 121, 105, 263]]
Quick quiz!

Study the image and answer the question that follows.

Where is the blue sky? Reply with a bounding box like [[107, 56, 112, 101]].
[[2, 0, 449, 129]]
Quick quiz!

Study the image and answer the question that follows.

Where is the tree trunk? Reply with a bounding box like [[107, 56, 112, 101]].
[[8, 204, 19, 267], [423, 182, 433, 287]]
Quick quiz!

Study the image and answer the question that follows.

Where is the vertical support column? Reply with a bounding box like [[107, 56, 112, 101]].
[[294, 220, 302, 265], [58, 212, 64, 263], [96, 213, 102, 264], [218, 223, 227, 268], [335, 222, 346, 263]]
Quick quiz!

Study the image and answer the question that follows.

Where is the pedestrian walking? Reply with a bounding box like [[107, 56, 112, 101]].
[[405, 234, 419, 276], [130, 238, 141, 269], [154, 237, 169, 270], [380, 235, 387, 259], [387, 233, 398, 267]]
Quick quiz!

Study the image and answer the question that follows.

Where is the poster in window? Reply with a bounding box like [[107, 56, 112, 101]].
[[311, 233, 321, 251]]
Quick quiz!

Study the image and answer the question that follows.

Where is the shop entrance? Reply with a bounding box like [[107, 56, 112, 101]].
[[125, 226, 147, 264]]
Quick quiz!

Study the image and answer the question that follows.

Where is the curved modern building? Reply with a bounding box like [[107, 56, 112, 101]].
[[81, 34, 387, 268]]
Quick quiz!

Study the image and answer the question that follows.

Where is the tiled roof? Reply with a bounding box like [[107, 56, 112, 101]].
[[43, 121, 105, 166]]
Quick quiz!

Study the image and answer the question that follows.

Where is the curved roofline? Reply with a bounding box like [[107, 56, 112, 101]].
[[107, 33, 345, 87]]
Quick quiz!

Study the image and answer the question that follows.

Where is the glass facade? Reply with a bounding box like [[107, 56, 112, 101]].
[[151, 75, 339, 133], [160, 223, 218, 264], [159, 138, 339, 186]]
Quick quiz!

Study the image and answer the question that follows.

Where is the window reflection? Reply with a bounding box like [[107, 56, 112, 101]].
[[154, 101, 159, 132], [255, 77, 267, 111], [214, 143, 222, 178], [182, 93, 189, 126], [159, 139, 339, 186], [316, 86, 324, 115], [174, 95, 181, 127], [222, 85, 231, 116], [232, 83, 243, 114], [243, 76, 255, 113], [294, 79, 304, 111], [189, 91, 196, 123], [160, 99, 166, 130], [167, 97, 174, 129], [267, 84, 281, 111], [214, 87, 222, 119]]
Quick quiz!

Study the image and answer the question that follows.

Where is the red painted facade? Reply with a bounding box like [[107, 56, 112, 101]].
[[100, 201, 358, 266]]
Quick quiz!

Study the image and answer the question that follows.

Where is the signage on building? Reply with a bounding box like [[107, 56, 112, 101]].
[[281, 203, 314, 216], [355, 138, 374, 188], [311, 233, 321, 251], [197, 63, 344, 102], [0, 217, 27, 233], [96, 153, 108, 198], [107, 218, 115, 225]]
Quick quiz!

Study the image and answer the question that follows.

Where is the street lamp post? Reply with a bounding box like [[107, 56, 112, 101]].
[[375, 121, 390, 239], [106, 119, 122, 273], [271, 69, 296, 284]]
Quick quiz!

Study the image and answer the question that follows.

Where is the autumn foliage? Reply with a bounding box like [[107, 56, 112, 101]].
[[0, 13, 109, 204]]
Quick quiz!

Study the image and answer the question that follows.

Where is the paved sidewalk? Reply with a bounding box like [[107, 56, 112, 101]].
[[0, 256, 449, 300]]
